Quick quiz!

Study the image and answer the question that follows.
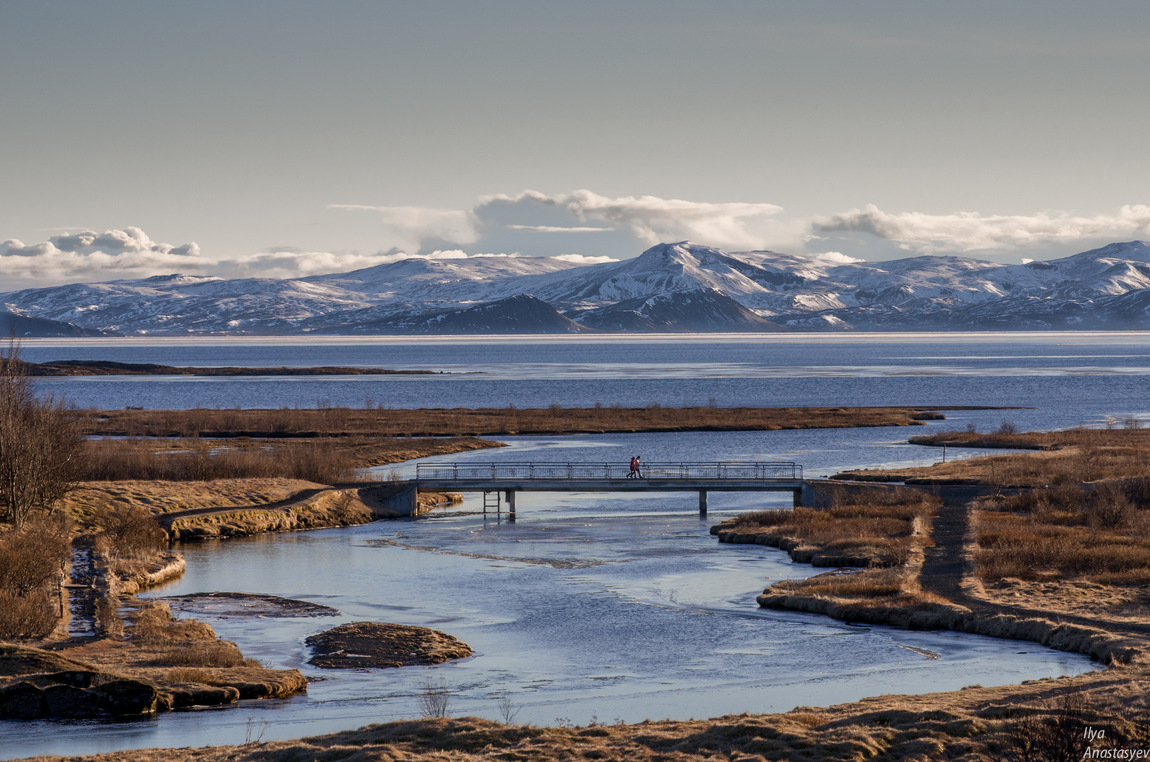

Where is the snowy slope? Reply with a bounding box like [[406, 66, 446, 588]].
[[3, 240, 1150, 333]]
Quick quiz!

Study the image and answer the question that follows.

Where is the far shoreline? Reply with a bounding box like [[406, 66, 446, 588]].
[[19, 329, 1150, 347]]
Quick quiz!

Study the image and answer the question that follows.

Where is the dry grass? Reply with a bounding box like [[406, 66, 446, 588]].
[[911, 424, 1150, 450], [975, 485, 1150, 586], [785, 567, 906, 598], [39, 598, 309, 712], [60, 478, 327, 527], [842, 445, 1150, 488], [42, 679, 1150, 762], [720, 486, 939, 567], [81, 405, 952, 439], [81, 438, 359, 483], [160, 641, 245, 668], [78, 435, 500, 483], [164, 667, 213, 684]]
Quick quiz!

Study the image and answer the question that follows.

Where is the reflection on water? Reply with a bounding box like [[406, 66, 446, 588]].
[[0, 469, 1097, 759]]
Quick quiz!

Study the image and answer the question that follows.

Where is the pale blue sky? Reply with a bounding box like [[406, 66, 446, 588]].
[[1, 1, 1148, 286]]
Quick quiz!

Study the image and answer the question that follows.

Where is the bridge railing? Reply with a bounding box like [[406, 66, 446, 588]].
[[415, 461, 802, 482]]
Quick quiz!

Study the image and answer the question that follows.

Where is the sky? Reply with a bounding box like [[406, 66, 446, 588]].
[[1, 1, 1149, 288]]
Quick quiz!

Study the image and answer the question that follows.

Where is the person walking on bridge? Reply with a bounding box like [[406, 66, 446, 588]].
[[628, 456, 638, 479], [635, 455, 643, 479]]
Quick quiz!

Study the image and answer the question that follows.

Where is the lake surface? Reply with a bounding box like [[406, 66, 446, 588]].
[[3, 332, 1143, 759], [20, 332, 1150, 431]]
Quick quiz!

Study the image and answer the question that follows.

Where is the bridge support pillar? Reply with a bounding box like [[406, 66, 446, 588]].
[[505, 490, 516, 521], [698, 490, 708, 516]]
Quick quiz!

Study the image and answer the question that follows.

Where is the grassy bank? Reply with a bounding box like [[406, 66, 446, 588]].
[[80, 404, 964, 438], [79, 436, 500, 483], [1, 511, 308, 719], [711, 484, 940, 567]]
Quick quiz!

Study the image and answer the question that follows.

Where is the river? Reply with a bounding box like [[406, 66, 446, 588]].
[[3, 332, 1145, 758]]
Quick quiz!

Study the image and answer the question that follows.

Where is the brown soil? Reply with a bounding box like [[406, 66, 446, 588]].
[[306, 622, 473, 669]]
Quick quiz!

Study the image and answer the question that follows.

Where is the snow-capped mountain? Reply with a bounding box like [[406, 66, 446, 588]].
[[4, 241, 1150, 334]]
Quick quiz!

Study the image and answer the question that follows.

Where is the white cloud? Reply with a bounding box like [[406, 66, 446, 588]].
[[328, 204, 477, 252], [505, 224, 610, 233], [477, 190, 794, 252], [333, 189, 803, 258], [816, 204, 1150, 253], [809, 251, 863, 265], [552, 253, 619, 265], [218, 248, 526, 280], [0, 227, 207, 287]]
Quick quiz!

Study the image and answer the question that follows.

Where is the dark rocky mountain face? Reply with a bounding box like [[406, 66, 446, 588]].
[[570, 289, 780, 332], [0, 311, 109, 337]]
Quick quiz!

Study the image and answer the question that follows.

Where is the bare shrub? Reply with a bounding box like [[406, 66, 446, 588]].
[[1001, 693, 1093, 762], [419, 678, 451, 718], [0, 589, 59, 640], [0, 341, 84, 528], [496, 690, 520, 724], [0, 513, 70, 597], [130, 605, 173, 642], [0, 513, 70, 640], [94, 590, 124, 639], [1087, 483, 1133, 530], [95, 503, 166, 561]]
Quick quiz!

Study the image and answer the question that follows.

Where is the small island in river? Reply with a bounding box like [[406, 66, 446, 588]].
[[306, 622, 473, 669]]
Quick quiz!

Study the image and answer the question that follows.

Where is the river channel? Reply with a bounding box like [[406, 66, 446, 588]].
[[1, 428, 1099, 759], [4, 333, 1145, 757]]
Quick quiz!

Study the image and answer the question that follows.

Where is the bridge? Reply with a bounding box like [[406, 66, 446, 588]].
[[389, 461, 807, 518]]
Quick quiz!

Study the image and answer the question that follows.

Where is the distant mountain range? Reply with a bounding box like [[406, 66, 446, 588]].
[[5, 240, 1150, 335]]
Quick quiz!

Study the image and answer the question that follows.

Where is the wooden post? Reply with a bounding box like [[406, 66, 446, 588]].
[[699, 490, 708, 515]]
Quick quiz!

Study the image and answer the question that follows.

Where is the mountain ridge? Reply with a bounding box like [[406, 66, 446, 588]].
[[4, 240, 1150, 334]]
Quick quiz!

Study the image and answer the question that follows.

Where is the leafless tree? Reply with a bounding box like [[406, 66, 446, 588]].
[[0, 339, 84, 528]]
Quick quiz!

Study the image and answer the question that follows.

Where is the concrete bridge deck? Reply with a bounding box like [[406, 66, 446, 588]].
[[390, 461, 807, 518]]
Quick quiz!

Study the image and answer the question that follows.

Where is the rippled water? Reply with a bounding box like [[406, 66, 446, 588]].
[[0, 429, 1099, 759], [2, 333, 1140, 758], [20, 333, 1150, 429]]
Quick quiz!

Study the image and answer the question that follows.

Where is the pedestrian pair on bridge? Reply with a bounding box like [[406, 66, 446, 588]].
[[628, 456, 643, 479]]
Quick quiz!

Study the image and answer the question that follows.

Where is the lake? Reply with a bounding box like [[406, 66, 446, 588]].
[[3, 332, 1144, 759]]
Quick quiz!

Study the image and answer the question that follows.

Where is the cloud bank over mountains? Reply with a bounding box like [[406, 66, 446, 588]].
[[817, 204, 1150, 254], [0, 227, 208, 285], [2, 192, 1148, 288]]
